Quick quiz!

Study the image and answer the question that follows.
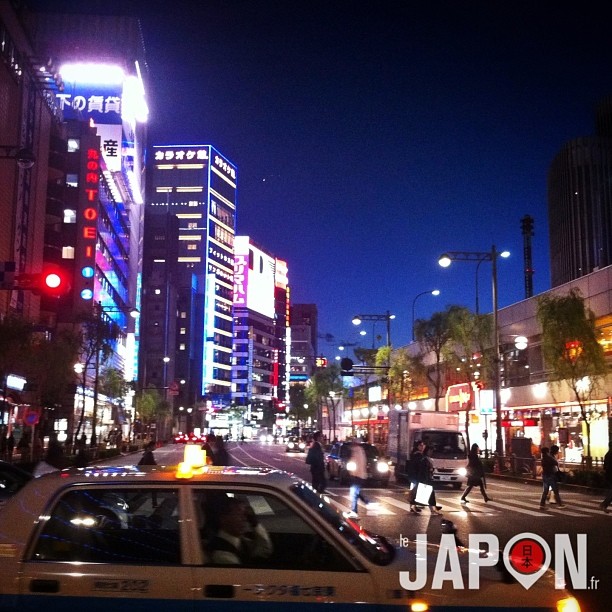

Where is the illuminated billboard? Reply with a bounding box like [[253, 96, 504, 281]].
[[234, 236, 275, 319]]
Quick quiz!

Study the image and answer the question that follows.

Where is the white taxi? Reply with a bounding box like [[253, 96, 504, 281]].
[[0, 447, 581, 611]]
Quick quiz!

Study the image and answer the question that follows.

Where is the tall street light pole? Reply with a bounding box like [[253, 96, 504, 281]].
[[438, 246, 509, 468], [411, 289, 440, 341]]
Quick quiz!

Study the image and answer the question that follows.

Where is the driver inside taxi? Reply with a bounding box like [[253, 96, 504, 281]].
[[207, 496, 273, 565]]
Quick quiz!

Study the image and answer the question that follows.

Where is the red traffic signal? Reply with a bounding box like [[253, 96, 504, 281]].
[[14, 265, 71, 296], [40, 265, 71, 296]]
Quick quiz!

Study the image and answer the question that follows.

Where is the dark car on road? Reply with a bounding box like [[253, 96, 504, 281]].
[[326, 442, 391, 486], [285, 436, 306, 453]]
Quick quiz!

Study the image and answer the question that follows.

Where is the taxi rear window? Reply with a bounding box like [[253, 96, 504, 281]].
[[31, 488, 181, 564], [290, 482, 395, 566]]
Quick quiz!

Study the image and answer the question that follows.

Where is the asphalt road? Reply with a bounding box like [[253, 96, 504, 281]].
[[109, 441, 611, 610]]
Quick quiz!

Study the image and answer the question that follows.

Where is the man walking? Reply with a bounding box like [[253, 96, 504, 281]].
[[539, 445, 566, 509], [347, 439, 370, 518], [305, 431, 326, 493]]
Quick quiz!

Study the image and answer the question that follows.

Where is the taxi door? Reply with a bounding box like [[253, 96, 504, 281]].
[[17, 485, 194, 612], [189, 486, 380, 610]]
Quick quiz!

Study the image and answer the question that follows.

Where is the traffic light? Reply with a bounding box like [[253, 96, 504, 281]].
[[340, 357, 354, 376], [315, 356, 328, 368], [14, 264, 71, 296]]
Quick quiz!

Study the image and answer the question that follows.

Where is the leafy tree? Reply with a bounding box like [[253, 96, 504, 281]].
[[136, 389, 164, 438], [537, 288, 608, 467], [99, 366, 131, 430], [384, 346, 428, 406], [288, 383, 314, 434], [444, 307, 493, 448], [73, 312, 119, 446], [413, 306, 461, 411], [305, 364, 344, 441]]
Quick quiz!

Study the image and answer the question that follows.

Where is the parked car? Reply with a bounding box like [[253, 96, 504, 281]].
[[326, 441, 391, 486], [0, 460, 33, 508], [285, 436, 306, 453], [0, 453, 580, 611]]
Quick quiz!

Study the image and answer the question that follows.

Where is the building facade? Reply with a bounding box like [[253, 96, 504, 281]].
[[548, 98, 612, 287], [289, 303, 318, 384], [142, 145, 237, 434], [232, 236, 290, 436], [1, 4, 146, 446]]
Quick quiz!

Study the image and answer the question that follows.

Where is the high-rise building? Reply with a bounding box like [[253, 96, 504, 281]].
[[0, 5, 147, 444], [289, 304, 318, 383], [232, 236, 290, 434], [142, 145, 236, 432], [548, 98, 612, 287]]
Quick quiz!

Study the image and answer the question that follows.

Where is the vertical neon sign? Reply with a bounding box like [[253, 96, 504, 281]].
[[76, 146, 100, 300]]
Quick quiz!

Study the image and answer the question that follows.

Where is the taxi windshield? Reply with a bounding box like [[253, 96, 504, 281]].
[[290, 482, 395, 566]]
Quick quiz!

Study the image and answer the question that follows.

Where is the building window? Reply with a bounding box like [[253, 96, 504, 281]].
[[62, 246, 75, 259], [63, 209, 76, 224], [180, 328, 186, 335], [179, 343, 186, 350], [66, 173, 79, 188], [67, 138, 80, 152]]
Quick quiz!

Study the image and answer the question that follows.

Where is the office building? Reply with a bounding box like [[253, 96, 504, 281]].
[[548, 98, 612, 287], [232, 236, 290, 435], [289, 304, 318, 383], [142, 145, 236, 433]]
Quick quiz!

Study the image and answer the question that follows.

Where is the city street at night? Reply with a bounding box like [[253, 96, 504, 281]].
[[114, 440, 611, 611]]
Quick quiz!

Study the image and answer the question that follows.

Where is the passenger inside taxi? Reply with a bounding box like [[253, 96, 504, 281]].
[[206, 496, 273, 565]]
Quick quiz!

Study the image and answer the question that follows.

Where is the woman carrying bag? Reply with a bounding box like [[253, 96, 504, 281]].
[[460, 443, 491, 503]]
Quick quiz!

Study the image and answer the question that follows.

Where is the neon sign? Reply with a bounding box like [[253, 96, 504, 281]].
[[77, 146, 100, 300]]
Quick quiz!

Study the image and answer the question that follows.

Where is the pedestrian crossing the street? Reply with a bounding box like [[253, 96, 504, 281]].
[[325, 486, 610, 519]]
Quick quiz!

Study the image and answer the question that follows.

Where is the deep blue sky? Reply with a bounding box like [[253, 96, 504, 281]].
[[36, 1, 612, 354]]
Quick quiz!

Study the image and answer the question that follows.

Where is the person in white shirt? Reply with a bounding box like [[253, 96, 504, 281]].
[[347, 439, 370, 517], [208, 497, 272, 564]]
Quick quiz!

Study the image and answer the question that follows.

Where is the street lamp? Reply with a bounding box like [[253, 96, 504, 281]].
[[411, 289, 440, 341], [438, 246, 509, 466], [352, 311, 395, 352]]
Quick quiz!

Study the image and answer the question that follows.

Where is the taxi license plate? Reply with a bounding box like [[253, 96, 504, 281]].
[[438, 475, 452, 481]]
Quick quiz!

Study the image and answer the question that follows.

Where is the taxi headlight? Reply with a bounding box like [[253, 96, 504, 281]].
[[347, 460, 357, 472], [556, 596, 581, 612], [288, 442, 295, 449], [299, 442, 306, 450], [458, 467, 467, 477], [259, 435, 266, 443], [376, 461, 389, 473]]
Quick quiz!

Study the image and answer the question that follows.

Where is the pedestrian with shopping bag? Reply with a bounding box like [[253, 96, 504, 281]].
[[460, 443, 491, 503], [406, 439, 425, 513], [416, 445, 442, 514]]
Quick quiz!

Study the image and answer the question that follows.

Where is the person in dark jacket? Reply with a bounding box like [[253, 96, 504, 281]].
[[407, 439, 424, 513], [138, 441, 157, 466], [305, 431, 326, 493], [600, 444, 612, 512], [539, 445, 565, 508], [460, 443, 491, 503], [418, 446, 442, 514], [211, 435, 231, 466]]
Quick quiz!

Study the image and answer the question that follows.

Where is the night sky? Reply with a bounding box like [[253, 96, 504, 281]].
[[34, 1, 612, 354]]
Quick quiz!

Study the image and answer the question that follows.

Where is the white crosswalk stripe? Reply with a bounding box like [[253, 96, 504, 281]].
[[324, 487, 608, 518]]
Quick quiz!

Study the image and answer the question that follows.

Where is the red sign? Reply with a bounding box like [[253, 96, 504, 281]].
[[446, 383, 473, 412], [24, 410, 40, 426]]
